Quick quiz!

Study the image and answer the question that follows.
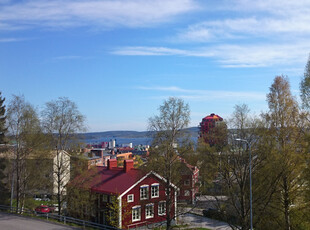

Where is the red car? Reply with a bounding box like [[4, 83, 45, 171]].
[[35, 205, 52, 213]]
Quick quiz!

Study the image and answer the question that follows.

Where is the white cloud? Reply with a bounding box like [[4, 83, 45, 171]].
[[177, 15, 310, 43], [138, 85, 266, 101], [113, 42, 310, 68], [0, 37, 24, 42], [112, 46, 191, 56], [0, 0, 198, 30]]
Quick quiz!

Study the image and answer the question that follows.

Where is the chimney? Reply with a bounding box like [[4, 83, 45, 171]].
[[107, 159, 117, 170], [124, 160, 134, 173]]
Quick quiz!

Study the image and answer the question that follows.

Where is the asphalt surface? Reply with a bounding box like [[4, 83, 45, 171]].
[[0, 212, 78, 230], [179, 213, 232, 230]]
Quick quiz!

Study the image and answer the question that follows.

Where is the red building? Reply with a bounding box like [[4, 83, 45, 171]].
[[75, 159, 178, 229], [178, 158, 199, 204], [199, 113, 224, 146]]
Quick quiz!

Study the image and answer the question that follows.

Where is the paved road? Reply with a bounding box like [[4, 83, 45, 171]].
[[0, 212, 78, 230], [178, 211, 232, 230]]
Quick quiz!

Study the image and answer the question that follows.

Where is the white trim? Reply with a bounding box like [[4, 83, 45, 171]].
[[119, 171, 178, 198], [140, 184, 149, 188], [117, 196, 122, 229], [127, 194, 134, 203], [145, 203, 154, 219], [158, 201, 166, 216], [132, 205, 141, 222], [140, 185, 149, 200], [174, 190, 177, 223], [151, 184, 159, 198]]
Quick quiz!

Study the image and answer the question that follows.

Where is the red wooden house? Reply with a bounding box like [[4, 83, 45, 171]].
[[75, 159, 178, 229], [178, 158, 199, 204]]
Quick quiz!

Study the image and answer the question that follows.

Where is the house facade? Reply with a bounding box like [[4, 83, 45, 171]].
[[76, 159, 178, 229], [178, 158, 199, 204]]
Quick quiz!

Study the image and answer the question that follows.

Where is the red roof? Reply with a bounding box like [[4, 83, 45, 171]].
[[202, 113, 223, 121], [73, 166, 144, 195]]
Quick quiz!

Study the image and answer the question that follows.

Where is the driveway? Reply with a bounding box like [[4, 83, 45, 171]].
[[0, 212, 78, 230], [178, 212, 232, 230]]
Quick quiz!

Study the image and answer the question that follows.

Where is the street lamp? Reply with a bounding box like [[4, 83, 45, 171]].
[[235, 138, 253, 230]]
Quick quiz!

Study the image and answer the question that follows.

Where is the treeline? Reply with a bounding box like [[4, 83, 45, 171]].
[[0, 95, 85, 215], [183, 58, 310, 230]]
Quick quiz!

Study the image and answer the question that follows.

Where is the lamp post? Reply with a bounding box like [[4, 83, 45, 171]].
[[235, 138, 253, 230]]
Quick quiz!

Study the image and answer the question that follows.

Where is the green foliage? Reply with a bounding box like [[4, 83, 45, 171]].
[[300, 54, 310, 109], [0, 92, 7, 144], [147, 97, 191, 230], [7, 95, 49, 211]]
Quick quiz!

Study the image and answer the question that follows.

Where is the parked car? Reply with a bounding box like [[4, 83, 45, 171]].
[[35, 205, 52, 213]]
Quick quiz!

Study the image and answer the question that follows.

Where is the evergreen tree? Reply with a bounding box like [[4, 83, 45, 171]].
[[0, 92, 7, 144], [0, 92, 9, 204]]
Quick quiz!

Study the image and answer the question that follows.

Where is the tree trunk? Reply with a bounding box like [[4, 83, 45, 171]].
[[283, 176, 291, 230]]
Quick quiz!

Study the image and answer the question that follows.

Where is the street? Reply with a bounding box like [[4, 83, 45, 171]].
[[179, 212, 232, 230], [0, 212, 78, 230]]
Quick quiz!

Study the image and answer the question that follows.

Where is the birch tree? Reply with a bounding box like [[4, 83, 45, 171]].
[[263, 76, 306, 230], [7, 95, 46, 212], [42, 97, 85, 215], [147, 97, 190, 230]]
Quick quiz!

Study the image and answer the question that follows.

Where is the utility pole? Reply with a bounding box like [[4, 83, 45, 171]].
[[235, 138, 253, 230]]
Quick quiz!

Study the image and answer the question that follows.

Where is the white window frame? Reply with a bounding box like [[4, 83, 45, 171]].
[[127, 194, 134, 203], [140, 185, 149, 200], [184, 190, 190, 196], [132, 206, 141, 222], [158, 201, 166, 216], [151, 183, 159, 198], [184, 180, 190, 186], [145, 203, 154, 219]]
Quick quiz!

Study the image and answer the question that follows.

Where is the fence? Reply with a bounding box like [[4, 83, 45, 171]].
[[0, 205, 119, 230]]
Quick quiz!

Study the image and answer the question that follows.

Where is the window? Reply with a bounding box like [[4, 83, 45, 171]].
[[184, 180, 190, 186], [145, 204, 154, 219], [140, 185, 149, 200], [127, 194, 134, 203], [151, 184, 159, 198], [184, 190, 190, 196], [102, 194, 108, 202], [132, 206, 141, 222], [158, 201, 166, 215]]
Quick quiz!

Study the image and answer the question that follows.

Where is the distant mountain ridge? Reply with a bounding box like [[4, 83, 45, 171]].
[[79, 127, 199, 140]]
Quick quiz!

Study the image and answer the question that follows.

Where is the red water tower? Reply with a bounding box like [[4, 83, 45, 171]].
[[199, 113, 224, 146]]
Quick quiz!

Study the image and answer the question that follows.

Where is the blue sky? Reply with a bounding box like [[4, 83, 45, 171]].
[[1, 0, 309, 132]]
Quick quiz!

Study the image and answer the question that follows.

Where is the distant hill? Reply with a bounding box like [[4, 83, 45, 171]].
[[78, 126, 200, 140]]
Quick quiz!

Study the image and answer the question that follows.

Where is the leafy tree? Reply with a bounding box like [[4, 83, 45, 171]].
[[262, 76, 306, 230], [7, 95, 47, 212], [198, 104, 261, 230], [146, 97, 190, 230], [67, 166, 97, 221], [300, 54, 310, 110], [41, 97, 86, 215]]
